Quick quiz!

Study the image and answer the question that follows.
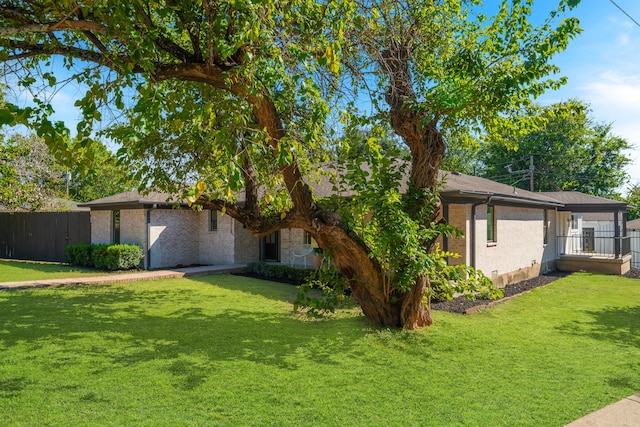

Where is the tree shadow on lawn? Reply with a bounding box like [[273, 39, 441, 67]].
[[189, 274, 305, 304], [556, 306, 640, 349], [0, 285, 367, 391]]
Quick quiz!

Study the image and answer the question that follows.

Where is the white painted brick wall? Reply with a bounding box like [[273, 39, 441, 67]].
[[90, 210, 112, 244], [148, 209, 199, 269], [475, 205, 546, 278], [198, 210, 235, 265], [234, 221, 260, 263]]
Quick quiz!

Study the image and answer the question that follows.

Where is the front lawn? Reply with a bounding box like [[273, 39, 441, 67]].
[[0, 259, 106, 282], [0, 273, 638, 426]]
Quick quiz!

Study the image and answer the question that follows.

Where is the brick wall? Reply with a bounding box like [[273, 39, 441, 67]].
[[475, 205, 547, 285], [446, 203, 469, 266], [90, 210, 112, 244], [148, 209, 199, 269], [234, 220, 260, 263], [198, 210, 235, 265]]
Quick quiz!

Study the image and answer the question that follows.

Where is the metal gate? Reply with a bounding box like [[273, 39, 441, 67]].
[[0, 212, 90, 263]]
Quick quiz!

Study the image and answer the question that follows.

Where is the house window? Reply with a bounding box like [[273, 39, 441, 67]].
[[304, 231, 312, 245], [112, 210, 120, 244], [210, 210, 218, 231], [487, 205, 496, 243], [543, 210, 549, 245], [570, 214, 579, 231]]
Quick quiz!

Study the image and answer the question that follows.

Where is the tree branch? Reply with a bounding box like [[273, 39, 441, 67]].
[[0, 20, 105, 37]]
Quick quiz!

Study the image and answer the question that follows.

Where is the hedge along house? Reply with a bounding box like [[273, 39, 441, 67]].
[[79, 172, 632, 284]]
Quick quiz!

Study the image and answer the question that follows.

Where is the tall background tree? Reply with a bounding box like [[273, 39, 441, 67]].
[[0, 0, 581, 328], [478, 100, 631, 196], [0, 132, 134, 210]]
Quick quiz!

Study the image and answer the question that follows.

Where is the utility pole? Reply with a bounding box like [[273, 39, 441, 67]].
[[529, 155, 534, 192]]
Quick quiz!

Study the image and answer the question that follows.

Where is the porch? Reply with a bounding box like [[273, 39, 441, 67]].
[[556, 234, 632, 275]]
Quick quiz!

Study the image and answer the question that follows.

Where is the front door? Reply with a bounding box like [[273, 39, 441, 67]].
[[261, 231, 280, 261], [583, 228, 595, 253]]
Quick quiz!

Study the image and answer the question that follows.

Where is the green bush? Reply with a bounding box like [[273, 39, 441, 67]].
[[246, 262, 313, 283], [66, 243, 143, 271], [65, 243, 93, 267], [294, 265, 352, 318]]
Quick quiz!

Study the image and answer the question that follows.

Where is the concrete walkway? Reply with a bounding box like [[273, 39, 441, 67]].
[[565, 393, 640, 426], [0, 264, 247, 291]]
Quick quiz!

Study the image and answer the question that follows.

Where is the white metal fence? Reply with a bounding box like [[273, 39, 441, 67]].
[[631, 230, 640, 269]]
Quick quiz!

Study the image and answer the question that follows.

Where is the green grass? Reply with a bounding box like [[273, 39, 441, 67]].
[[0, 273, 639, 426], [0, 259, 106, 282]]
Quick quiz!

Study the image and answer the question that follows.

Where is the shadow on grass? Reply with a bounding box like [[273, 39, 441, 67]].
[[557, 306, 640, 349], [0, 284, 367, 393]]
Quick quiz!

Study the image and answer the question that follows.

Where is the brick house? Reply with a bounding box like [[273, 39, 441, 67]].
[[79, 172, 631, 285]]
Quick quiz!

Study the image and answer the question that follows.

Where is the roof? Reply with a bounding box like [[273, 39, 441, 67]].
[[439, 171, 564, 208], [540, 191, 630, 212], [77, 191, 182, 210], [78, 167, 627, 213], [628, 218, 640, 230]]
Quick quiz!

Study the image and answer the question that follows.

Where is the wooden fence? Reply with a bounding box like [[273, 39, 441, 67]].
[[0, 212, 90, 263]]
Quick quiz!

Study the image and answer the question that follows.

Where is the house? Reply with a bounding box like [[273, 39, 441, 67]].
[[78, 172, 633, 285]]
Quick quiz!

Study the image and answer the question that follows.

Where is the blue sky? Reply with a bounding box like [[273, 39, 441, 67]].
[[534, 0, 640, 191], [8, 0, 640, 193]]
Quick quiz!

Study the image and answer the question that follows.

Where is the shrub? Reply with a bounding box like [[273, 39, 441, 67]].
[[246, 262, 313, 283], [66, 243, 143, 271], [294, 265, 351, 318], [65, 243, 93, 267]]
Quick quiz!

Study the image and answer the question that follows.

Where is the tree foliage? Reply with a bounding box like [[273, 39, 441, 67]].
[[0, 132, 133, 209], [479, 100, 631, 196], [0, 0, 582, 328], [626, 184, 640, 221]]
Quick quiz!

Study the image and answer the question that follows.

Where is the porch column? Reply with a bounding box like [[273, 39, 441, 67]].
[[614, 211, 621, 258]]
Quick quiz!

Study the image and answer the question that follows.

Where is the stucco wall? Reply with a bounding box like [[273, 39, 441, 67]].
[[148, 209, 199, 269], [474, 205, 547, 286]]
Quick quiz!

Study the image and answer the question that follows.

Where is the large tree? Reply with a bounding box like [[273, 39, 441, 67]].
[[0, 0, 581, 328], [479, 100, 631, 196]]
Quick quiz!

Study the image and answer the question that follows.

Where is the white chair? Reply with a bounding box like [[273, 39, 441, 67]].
[[290, 243, 314, 268]]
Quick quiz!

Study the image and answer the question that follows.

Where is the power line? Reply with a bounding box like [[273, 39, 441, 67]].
[[609, 0, 640, 29]]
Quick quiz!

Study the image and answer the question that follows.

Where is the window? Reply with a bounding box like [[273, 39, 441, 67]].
[[543, 210, 549, 245], [570, 214, 579, 231], [210, 210, 218, 231], [112, 210, 120, 244], [486, 205, 496, 243], [304, 231, 312, 245]]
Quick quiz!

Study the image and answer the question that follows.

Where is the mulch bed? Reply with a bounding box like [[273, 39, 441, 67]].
[[433, 268, 640, 315], [235, 267, 640, 315]]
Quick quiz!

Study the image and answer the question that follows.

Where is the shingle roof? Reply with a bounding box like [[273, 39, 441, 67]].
[[77, 190, 181, 209], [628, 218, 640, 230], [439, 171, 564, 207], [78, 167, 626, 213], [540, 191, 629, 212]]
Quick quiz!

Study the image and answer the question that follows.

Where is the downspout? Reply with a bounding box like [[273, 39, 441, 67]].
[[470, 196, 493, 270], [146, 204, 157, 270]]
